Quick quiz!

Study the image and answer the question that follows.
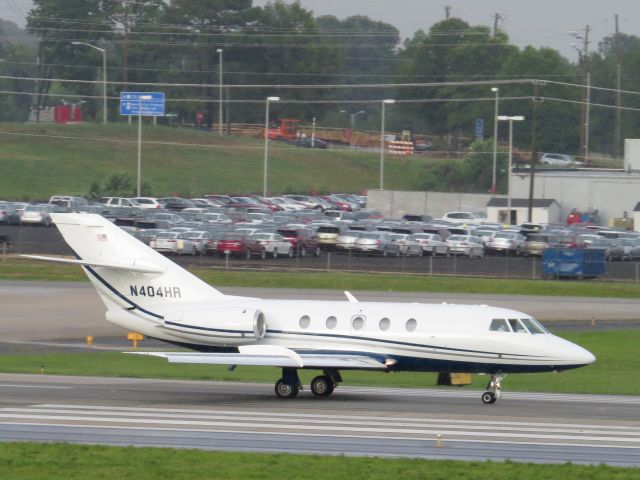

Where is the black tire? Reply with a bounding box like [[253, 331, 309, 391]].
[[310, 375, 335, 397], [275, 379, 298, 399], [481, 391, 496, 404]]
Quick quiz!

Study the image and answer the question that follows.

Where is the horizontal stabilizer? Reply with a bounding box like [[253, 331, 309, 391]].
[[20, 255, 165, 274], [128, 350, 388, 370]]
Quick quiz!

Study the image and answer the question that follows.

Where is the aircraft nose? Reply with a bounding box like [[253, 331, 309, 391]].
[[571, 344, 596, 366]]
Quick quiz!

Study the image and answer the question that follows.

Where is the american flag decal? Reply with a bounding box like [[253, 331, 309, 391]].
[[97, 233, 108, 241]]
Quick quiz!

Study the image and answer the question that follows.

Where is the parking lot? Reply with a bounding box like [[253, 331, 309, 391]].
[[3, 223, 640, 282]]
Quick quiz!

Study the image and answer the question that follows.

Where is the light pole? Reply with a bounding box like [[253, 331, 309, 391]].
[[137, 94, 152, 197], [263, 96, 280, 197], [216, 48, 223, 135], [498, 115, 524, 225], [491, 87, 499, 193], [379, 99, 395, 190], [71, 41, 107, 125]]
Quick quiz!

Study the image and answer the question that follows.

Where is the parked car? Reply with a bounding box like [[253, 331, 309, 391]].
[[0, 202, 20, 225], [150, 231, 196, 255], [20, 204, 63, 227], [354, 232, 401, 257], [179, 231, 214, 255], [522, 234, 560, 257], [131, 197, 163, 209], [389, 233, 423, 256], [440, 211, 487, 225], [335, 230, 364, 252], [157, 197, 196, 211], [250, 232, 294, 258], [216, 233, 266, 259], [313, 224, 345, 250], [100, 197, 139, 208], [484, 232, 527, 256], [539, 153, 581, 166], [276, 228, 321, 256], [409, 233, 449, 256], [287, 136, 328, 149], [446, 234, 485, 257]]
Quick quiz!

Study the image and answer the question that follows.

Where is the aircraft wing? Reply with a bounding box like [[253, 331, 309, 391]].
[[129, 345, 388, 370]]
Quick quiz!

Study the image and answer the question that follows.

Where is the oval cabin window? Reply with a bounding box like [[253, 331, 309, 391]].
[[406, 318, 417, 332], [352, 316, 365, 330], [299, 315, 311, 329], [379, 317, 390, 331], [326, 316, 337, 329]]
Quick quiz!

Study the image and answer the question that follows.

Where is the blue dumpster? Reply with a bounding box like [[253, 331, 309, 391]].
[[542, 248, 606, 279]]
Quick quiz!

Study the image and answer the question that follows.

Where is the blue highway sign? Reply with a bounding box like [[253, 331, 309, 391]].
[[475, 118, 484, 138], [120, 91, 165, 116]]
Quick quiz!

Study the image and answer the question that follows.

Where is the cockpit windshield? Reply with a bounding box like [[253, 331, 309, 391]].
[[490, 317, 549, 334]]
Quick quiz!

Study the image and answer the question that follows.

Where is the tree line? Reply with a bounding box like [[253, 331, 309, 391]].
[[0, 0, 638, 157]]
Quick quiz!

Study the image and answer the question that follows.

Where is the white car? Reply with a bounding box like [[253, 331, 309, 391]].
[[150, 231, 196, 255], [484, 232, 526, 255], [131, 197, 163, 209], [250, 233, 294, 258], [538, 153, 582, 166], [441, 211, 487, 225], [446, 234, 485, 257], [389, 233, 423, 256]]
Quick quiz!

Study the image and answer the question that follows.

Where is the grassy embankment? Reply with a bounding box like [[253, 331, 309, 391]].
[[0, 123, 432, 199], [0, 443, 636, 480]]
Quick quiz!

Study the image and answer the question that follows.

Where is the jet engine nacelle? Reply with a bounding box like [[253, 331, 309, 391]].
[[163, 307, 267, 346]]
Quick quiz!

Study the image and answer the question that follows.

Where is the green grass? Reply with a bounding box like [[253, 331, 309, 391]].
[[0, 123, 429, 199], [1, 443, 636, 479], [1, 330, 637, 395], [5, 258, 640, 298]]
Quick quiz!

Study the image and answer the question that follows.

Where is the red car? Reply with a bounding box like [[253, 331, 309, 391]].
[[216, 234, 266, 259], [277, 228, 321, 256]]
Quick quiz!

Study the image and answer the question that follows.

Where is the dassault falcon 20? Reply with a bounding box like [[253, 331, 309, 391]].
[[25, 213, 595, 404]]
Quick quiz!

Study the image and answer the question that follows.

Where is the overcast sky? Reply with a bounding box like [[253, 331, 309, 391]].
[[4, 0, 639, 60]]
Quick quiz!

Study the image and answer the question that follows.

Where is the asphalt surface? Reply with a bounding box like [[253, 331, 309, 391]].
[[0, 374, 638, 466], [1, 280, 640, 466]]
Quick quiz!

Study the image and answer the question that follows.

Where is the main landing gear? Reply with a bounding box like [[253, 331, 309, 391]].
[[274, 368, 341, 399], [481, 373, 505, 404]]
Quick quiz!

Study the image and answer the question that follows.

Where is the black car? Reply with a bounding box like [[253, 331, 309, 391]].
[[157, 197, 196, 211], [287, 136, 328, 149]]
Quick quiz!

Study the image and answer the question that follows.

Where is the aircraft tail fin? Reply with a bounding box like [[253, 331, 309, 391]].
[[49, 213, 227, 313]]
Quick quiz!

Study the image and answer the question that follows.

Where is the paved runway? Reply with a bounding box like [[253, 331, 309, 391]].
[[2, 280, 640, 466], [0, 374, 638, 466]]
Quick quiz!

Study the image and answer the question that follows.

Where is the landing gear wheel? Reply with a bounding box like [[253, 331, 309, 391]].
[[310, 375, 335, 397], [275, 379, 298, 399], [481, 391, 496, 404]]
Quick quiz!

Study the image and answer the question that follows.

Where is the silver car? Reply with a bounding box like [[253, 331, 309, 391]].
[[409, 233, 449, 256], [446, 234, 485, 258], [335, 230, 364, 251], [389, 233, 423, 256], [20, 204, 63, 227], [150, 231, 196, 255], [354, 232, 401, 256], [485, 232, 526, 256]]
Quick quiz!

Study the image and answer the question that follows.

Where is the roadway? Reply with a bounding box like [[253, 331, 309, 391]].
[[1, 281, 640, 466]]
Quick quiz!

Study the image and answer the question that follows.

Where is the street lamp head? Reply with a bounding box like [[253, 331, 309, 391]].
[[356, 110, 366, 115], [382, 99, 395, 104], [498, 115, 525, 121], [491, 87, 498, 92], [267, 96, 280, 102], [216, 48, 223, 53]]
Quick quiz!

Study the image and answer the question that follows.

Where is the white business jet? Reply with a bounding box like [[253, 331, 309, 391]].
[[25, 213, 595, 404]]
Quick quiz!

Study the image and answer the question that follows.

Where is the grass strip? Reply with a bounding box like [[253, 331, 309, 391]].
[[0, 442, 636, 479], [1, 330, 638, 395], [4, 258, 640, 298]]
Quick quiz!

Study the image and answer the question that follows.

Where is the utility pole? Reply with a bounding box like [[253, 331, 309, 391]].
[[575, 26, 590, 163], [528, 82, 543, 222], [614, 14, 622, 159], [492, 13, 504, 37], [445, 6, 452, 19]]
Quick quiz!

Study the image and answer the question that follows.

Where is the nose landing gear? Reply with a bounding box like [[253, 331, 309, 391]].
[[481, 373, 505, 404]]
